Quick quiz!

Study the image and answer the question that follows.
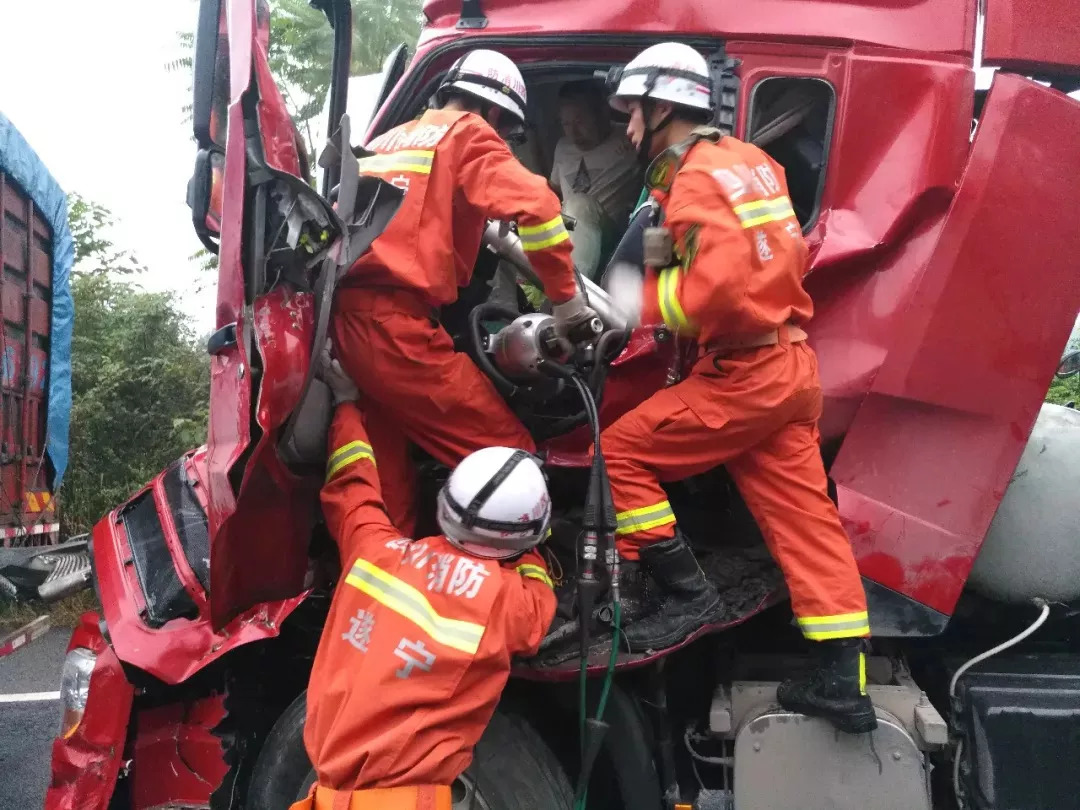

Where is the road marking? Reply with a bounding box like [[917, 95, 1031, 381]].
[[0, 691, 60, 703]]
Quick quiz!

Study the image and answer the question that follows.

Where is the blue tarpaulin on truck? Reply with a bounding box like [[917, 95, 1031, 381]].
[[0, 113, 73, 489]]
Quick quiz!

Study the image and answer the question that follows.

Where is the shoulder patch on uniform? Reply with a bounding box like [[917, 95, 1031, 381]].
[[646, 152, 678, 192]]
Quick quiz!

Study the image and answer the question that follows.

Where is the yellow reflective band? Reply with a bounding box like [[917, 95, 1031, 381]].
[[515, 563, 553, 588], [345, 558, 485, 655], [798, 611, 870, 641], [326, 440, 376, 481], [518, 215, 564, 236], [356, 149, 435, 176], [519, 216, 570, 252], [859, 651, 867, 696], [616, 500, 676, 536], [732, 196, 796, 229], [656, 267, 691, 331]]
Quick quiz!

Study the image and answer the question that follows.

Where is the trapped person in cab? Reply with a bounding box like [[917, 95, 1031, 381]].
[[333, 49, 597, 538], [292, 345, 557, 810], [549, 80, 642, 280], [548, 43, 876, 736]]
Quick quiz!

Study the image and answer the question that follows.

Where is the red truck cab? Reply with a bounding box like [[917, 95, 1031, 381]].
[[47, 2, 1080, 809]]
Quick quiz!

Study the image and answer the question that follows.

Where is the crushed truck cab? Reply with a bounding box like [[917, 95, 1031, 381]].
[[47, 1, 1080, 809]]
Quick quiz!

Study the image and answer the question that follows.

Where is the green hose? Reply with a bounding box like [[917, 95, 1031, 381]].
[[574, 600, 622, 810]]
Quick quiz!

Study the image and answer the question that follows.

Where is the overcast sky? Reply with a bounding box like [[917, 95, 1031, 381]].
[[0, 2, 1075, 339], [0, 0, 209, 328]]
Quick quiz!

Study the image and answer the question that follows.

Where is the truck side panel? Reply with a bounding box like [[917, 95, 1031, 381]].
[[0, 173, 56, 545], [831, 74, 1080, 625]]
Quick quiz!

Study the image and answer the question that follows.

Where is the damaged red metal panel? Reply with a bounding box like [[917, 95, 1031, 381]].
[[130, 695, 230, 809], [45, 614, 135, 810], [830, 74, 1080, 616], [982, 0, 1080, 76]]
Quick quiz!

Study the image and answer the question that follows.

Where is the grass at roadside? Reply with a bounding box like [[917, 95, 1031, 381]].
[[0, 589, 100, 630]]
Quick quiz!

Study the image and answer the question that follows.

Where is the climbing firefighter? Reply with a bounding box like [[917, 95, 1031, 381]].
[[294, 344, 557, 810], [333, 48, 596, 536], [591, 42, 875, 734]]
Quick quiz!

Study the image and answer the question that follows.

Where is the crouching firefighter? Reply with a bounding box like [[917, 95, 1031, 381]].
[[551, 42, 876, 734], [332, 48, 597, 538], [294, 345, 557, 810]]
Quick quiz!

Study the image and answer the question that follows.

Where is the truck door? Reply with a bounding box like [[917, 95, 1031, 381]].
[[191, 0, 401, 627], [830, 73, 1080, 633]]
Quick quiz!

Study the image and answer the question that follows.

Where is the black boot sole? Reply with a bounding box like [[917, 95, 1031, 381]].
[[623, 593, 722, 652], [777, 695, 879, 735]]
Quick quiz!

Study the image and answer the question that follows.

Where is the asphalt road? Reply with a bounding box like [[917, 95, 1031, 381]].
[[0, 627, 71, 810]]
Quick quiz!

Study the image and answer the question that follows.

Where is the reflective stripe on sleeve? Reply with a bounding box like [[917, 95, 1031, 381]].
[[518, 215, 570, 252], [732, 196, 796, 229], [514, 563, 553, 588], [345, 558, 486, 654], [326, 440, 376, 481], [797, 611, 871, 641], [656, 267, 691, 331], [355, 149, 435, 176], [616, 500, 676, 536]]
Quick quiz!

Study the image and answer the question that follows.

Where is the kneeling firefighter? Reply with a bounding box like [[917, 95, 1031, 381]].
[[294, 346, 557, 810], [332, 48, 597, 538], [564, 42, 876, 734]]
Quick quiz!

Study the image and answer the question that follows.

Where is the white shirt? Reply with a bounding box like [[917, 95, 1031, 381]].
[[549, 130, 641, 225]]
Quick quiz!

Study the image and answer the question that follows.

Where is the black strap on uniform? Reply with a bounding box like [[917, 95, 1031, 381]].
[[444, 450, 546, 533]]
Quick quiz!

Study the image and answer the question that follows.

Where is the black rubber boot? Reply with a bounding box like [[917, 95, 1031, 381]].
[[621, 534, 721, 652], [538, 561, 650, 654], [776, 639, 878, 734]]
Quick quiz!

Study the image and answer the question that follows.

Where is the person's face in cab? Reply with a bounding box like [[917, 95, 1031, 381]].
[[559, 100, 605, 151], [625, 99, 672, 159]]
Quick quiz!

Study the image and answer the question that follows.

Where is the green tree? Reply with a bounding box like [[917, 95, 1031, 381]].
[[61, 198, 210, 535], [269, 0, 422, 148], [1046, 334, 1080, 406], [173, 0, 422, 152]]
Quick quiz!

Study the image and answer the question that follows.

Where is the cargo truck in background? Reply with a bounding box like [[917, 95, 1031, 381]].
[[0, 113, 79, 603], [45, 1, 1080, 809]]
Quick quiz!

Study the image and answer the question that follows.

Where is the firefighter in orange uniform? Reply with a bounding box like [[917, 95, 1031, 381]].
[[590, 43, 876, 734], [292, 347, 557, 810], [333, 49, 596, 537]]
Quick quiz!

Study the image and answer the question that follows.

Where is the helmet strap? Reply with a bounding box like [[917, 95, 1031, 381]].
[[637, 98, 675, 167]]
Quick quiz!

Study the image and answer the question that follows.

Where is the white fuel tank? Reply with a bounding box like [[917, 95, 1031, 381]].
[[969, 402, 1080, 603]]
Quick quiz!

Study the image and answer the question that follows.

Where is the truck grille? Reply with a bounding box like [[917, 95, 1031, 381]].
[[120, 491, 197, 628]]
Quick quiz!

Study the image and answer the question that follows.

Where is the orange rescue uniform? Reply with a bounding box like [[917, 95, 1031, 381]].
[[293, 403, 556, 810], [602, 133, 870, 641], [333, 108, 578, 535]]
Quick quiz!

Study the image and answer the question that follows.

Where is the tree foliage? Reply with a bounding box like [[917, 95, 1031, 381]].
[[1046, 335, 1080, 407], [267, 0, 423, 147], [62, 198, 209, 535]]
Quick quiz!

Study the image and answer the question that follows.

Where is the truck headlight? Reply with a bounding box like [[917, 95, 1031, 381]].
[[59, 647, 96, 739]]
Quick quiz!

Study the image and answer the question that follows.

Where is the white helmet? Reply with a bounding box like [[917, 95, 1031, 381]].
[[436, 49, 528, 125], [437, 447, 551, 560], [609, 42, 713, 114]]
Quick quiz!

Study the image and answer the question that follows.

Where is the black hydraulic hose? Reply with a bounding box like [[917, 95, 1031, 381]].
[[568, 374, 621, 808]]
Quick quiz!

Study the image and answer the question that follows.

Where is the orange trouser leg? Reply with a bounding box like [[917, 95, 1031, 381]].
[[295, 785, 452, 810], [332, 290, 535, 531], [603, 346, 800, 560], [726, 394, 869, 640], [358, 403, 418, 536]]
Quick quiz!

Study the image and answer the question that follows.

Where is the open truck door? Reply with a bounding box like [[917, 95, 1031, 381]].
[[830, 72, 1080, 633], [189, 0, 403, 628]]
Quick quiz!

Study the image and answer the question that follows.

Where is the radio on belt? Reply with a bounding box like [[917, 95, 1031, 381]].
[[643, 226, 674, 268]]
